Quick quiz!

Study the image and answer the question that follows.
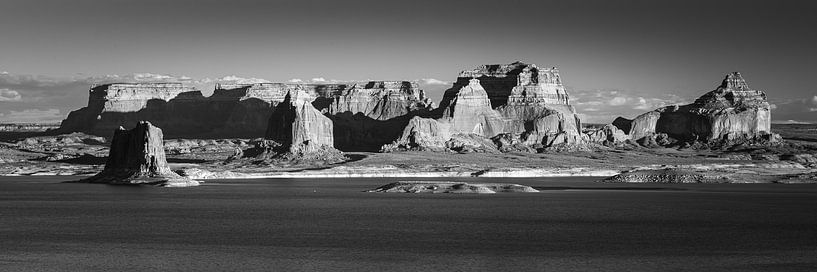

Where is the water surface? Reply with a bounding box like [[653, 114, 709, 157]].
[[1, 176, 816, 271]]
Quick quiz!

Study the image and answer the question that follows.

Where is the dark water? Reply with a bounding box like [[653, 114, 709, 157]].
[[1, 176, 817, 271]]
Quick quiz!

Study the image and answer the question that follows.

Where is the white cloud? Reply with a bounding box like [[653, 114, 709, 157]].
[[421, 78, 449, 85], [608, 96, 627, 106], [570, 88, 689, 124], [311, 77, 327, 83], [288, 78, 303, 83], [133, 73, 174, 81], [217, 75, 271, 84], [0, 108, 62, 123], [0, 88, 22, 101], [768, 95, 817, 123]]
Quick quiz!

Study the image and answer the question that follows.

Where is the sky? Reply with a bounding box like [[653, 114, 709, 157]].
[[1, 0, 815, 123]]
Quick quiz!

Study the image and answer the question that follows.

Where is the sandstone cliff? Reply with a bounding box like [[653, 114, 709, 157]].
[[263, 89, 345, 163], [76, 121, 198, 187], [386, 62, 585, 152], [58, 82, 349, 139], [613, 72, 779, 147], [327, 81, 434, 151]]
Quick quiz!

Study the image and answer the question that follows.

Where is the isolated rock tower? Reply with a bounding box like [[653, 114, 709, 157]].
[[78, 121, 198, 187]]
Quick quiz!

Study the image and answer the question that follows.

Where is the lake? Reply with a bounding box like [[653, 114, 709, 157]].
[[1, 176, 816, 271]]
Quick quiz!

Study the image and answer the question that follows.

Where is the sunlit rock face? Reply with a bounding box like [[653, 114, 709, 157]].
[[58, 82, 349, 139], [327, 81, 434, 151], [210, 82, 347, 138], [442, 79, 507, 137], [266, 89, 335, 154], [614, 72, 777, 147], [78, 121, 198, 187], [387, 62, 585, 152], [585, 124, 630, 145], [328, 81, 432, 120], [59, 83, 209, 137]]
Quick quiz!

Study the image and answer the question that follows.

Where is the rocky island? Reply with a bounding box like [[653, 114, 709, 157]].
[[72, 121, 199, 187]]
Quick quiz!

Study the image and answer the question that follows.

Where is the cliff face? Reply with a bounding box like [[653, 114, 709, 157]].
[[78, 121, 197, 187], [327, 81, 434, 151], [614, 72, 777, 147], [387, 62, 584, 152], [58, 82, 350, 139], [266, 90, 335, 153], [442, 79, 506, 137]]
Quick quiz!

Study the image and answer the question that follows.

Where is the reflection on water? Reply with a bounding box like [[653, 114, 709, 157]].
[[1, 176, 816, 271]]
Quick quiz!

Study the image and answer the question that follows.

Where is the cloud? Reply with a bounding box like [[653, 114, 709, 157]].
[[0, 89, 22, 101], [421, 78, 449, 85], [288, 78, 303, 83], [608, 96, 627, 106], [310, 77, 326, 83], [770, 95, 817, 123], [570, 89, 688, 124], [215, 75, 271, 84], [0, 108, 63, 123]]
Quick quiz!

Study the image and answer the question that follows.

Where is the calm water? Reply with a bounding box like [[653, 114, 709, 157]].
[[1, 176, 816, 271]]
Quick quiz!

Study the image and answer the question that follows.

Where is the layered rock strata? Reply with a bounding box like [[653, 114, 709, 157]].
[[58, 82, 348, 138], [326, 81, 434, 151], [264, 89, 345, 163], [613, 72, 778, 147], [386, 62, 585, 152], [58, 81, 431, 151], [76, 121, 198, 187]]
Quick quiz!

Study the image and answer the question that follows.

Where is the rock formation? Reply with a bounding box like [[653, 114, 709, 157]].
[[613, 72, 779, 148], [585, 124, 630, 146], [367, 181, 539, 194], [327, 81, 434, 151], [76, 121, 198, 187], [58, 82, 348, 139], [264, 89, 345, 163], [58, 81, 431, 151], [383, 79, 505, 152], [386, 62, 585, 152]]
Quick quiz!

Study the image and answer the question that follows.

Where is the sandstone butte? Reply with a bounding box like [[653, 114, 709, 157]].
[[613, 72, 780, 147], [72, 121, 199, 187], [384, 61, 585, 152]]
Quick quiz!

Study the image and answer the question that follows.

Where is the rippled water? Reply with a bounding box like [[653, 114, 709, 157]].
[[1, 176, 816, 271]]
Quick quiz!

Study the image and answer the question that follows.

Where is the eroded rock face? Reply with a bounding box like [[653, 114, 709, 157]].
[[387, 62, 585, 152], [328, 81, 432, 120], [266, 89, 335, 154], [613, 72, 778, 148], [59, 82, 349, 139], [442, 79, 507, 137], [58, 81, 429, 151], [585, 124, 630, 145], [327, 81, 434, 151], [77, 121, 198, 187]]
